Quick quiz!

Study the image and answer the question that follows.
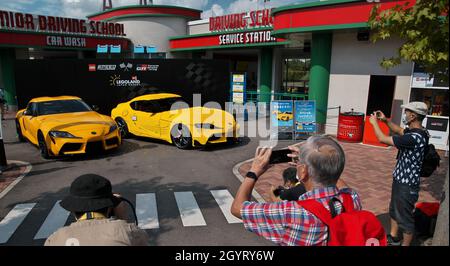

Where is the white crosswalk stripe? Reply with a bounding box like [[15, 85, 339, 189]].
[[210, 190, 242, 224], [136, 193, 159, 229], [0, 203, 35, 244], [174, 191, 206, 227], [34, 201, 70, 240], [0, 189, 242, 244]]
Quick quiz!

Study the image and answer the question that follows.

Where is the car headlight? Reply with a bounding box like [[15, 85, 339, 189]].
[[108, 124, 118, 134], [49, 131, 78, 138], [195, 123, 219, 129]]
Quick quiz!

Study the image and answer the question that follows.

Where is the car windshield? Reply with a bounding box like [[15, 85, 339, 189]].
[[37, 100, 92, 116]]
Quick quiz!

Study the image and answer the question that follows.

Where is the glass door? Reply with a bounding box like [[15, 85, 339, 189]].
[[281, 57, 310, 95]]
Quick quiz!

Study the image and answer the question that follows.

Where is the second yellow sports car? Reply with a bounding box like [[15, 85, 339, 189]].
[[111, 93, 239, 149], [16, 96, 121, 159]]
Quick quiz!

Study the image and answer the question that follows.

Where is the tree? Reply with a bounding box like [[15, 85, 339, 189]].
[[368, 0, 449, 81]]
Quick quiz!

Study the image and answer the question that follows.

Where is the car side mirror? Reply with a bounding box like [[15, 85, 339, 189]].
[[92, 105, 100, 112], [23, 110, 31, 116]]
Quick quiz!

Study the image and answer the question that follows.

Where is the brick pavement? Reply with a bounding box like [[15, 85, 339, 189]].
[[0, 163, 28, 194], [238, 141, 448, 216]]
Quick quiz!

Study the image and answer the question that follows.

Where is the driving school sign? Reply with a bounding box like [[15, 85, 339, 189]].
[[210, 9, 273, 32], [0, 9, 125, 37]]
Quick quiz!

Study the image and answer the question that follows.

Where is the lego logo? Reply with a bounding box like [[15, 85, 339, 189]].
[[88, 64, 96, 72]]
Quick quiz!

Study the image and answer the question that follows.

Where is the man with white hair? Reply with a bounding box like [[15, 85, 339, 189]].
[[231, 135, 362, 246], [369, 102, 429, 246]]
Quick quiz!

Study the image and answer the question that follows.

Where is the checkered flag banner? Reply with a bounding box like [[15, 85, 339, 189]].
[[185, 63, 214, 91]]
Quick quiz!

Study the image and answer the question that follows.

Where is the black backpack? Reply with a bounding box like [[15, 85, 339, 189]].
[[420, 143, 441, 177]]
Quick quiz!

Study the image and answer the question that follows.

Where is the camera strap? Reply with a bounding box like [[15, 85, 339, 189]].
[[120, 197, 139, 226]]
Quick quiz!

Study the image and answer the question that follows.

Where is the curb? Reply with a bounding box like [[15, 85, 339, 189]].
[[0, 160, 32, 200], [232, 159, 266, 203]]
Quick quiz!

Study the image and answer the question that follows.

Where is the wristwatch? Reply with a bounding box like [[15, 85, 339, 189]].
[[245, 171, 258, 181]]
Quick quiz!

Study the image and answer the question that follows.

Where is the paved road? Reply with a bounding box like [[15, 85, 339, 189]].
[[0, 117, 297, 246]]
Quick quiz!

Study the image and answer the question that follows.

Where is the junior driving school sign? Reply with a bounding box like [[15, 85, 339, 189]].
[[0, 9, 126, 37]]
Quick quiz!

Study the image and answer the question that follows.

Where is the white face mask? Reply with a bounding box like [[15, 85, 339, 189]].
[[402, 113, 411, 125]]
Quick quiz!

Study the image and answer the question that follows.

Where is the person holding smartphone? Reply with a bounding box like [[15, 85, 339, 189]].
[[231, 136, 361, 246], [45, 174, 149, 246], [369, 102, 429, 246]]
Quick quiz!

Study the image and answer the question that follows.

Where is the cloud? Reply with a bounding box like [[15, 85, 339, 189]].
[[201, 4, 224, 19]]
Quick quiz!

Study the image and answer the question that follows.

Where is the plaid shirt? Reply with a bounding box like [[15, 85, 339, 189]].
[[240, 186, 362, 246]]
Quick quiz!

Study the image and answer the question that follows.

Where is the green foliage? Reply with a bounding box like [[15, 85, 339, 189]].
[[368, 0, 449, 81]]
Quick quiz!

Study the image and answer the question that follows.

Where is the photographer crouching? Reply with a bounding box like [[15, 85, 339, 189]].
[[45, 174, 149, 246], [270, 167, 306, 202]]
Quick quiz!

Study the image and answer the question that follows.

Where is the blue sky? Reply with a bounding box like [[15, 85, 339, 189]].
[[0, 0, 312, 19]]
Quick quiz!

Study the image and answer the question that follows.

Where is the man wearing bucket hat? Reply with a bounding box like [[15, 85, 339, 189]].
[[369, 102, 429, 246], [45, 174, 149, 246]]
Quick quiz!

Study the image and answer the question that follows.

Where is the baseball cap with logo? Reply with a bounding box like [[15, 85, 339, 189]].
[[401, 102, 429, 116]]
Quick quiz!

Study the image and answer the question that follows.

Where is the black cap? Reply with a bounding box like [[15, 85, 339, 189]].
[[60, 174, 121, 213]]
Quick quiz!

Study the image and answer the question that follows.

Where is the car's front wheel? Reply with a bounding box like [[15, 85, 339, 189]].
[[115, 117, 129, 138], [170, 124, 192, 149], [16, 120, 25, 142], [37, 132, 51, 159]]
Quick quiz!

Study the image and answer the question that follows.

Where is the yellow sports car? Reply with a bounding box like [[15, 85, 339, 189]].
[[111, 93, 239, 149], [273, 111, 294, 121], [16, 96, 121, 159]]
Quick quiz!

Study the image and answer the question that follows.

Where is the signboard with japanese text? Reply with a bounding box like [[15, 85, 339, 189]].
[[271, 101, 294, 133], [294, 101, 316, 133]]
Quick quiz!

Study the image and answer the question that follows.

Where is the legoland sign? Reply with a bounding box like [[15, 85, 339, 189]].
[[210, 9, 274, 32], [0, 9, 126, 37]]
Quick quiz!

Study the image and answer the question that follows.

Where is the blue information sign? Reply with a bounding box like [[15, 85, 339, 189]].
[[294, 101, 316, 133]]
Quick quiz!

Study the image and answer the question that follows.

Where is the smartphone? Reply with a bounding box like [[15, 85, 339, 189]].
[[269, 149, 292, 164]]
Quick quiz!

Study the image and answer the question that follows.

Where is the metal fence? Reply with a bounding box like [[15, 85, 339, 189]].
[[245, 91, 308, 104]]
